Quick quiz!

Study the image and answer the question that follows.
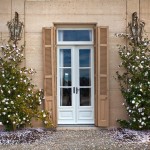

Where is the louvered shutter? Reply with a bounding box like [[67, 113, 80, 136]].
[[42, 27, 57, 126], [95, 27, 109, 127]]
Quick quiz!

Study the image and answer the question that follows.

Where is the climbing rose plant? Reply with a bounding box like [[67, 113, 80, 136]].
[[0, 43, 52, 131], [116, 32, 150, 130]]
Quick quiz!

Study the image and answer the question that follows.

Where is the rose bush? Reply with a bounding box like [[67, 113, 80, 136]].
[[116, 32, 150, 130], [0, 43, 52, 131]]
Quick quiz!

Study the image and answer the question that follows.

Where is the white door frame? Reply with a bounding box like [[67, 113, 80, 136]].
[[57, 46, 94, 124]]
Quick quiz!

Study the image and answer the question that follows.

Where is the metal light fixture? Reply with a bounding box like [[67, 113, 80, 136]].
[[7, 12, 24, 45], [128, 12, 145, 46]]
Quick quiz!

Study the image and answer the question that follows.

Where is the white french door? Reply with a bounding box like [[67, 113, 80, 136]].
[[57, 46, 94, 124]]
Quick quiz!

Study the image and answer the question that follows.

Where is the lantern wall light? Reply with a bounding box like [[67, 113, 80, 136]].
[[7, 12, 24, 46]]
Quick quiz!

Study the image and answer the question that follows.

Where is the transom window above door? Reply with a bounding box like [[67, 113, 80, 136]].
[[57, 28, 93, 45]]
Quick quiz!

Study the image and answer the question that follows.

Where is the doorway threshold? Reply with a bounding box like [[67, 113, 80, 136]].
[[57, 124, 98, 130]]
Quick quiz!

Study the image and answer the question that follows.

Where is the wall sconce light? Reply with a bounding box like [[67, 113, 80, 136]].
[[7, 12, 24, 46]]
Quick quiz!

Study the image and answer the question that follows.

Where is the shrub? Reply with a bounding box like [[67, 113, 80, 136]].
[[116, 30, 150, 130], [0, 43, 52, 131]]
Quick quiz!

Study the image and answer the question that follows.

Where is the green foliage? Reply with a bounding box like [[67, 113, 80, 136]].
[[116, 33, 150, 130], [0, 43, 52, 131]]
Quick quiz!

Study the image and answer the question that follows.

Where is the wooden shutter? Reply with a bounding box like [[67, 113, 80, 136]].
[[95, 26, 109, 127], [42, 27, 57, 126]]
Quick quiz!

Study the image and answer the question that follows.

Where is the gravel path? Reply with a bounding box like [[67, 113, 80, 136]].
[[0, 128, 150, 150]]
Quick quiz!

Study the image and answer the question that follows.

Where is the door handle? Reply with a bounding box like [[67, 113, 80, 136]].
[[73, 87, 75, 93], [76, 87, 80, 94]]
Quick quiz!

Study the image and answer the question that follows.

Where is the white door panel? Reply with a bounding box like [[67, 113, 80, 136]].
[[57, 46, 94, 124]]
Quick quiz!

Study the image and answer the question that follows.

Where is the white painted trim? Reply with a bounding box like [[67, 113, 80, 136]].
[[57, 46, 94, 124], [57, 28, 94, 45]]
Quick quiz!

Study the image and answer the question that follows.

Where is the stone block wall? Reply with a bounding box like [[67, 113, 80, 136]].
[[0, 0, 149, 127]]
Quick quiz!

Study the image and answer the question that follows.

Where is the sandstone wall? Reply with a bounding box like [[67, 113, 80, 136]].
[[0, 0, 149, 127]]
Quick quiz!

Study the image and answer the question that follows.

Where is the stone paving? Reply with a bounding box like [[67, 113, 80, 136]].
[[0, 127, 150, 150]]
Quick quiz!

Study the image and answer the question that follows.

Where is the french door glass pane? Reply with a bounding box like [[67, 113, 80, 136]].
[[58, 30, 92, 41], [60, 88, 72, 106], [80, 69, 91, 86], [59, 49, 71, 67], [60, 68, 71, 86], [79, 49, 91, 67], [80, 88, 91, 106]]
